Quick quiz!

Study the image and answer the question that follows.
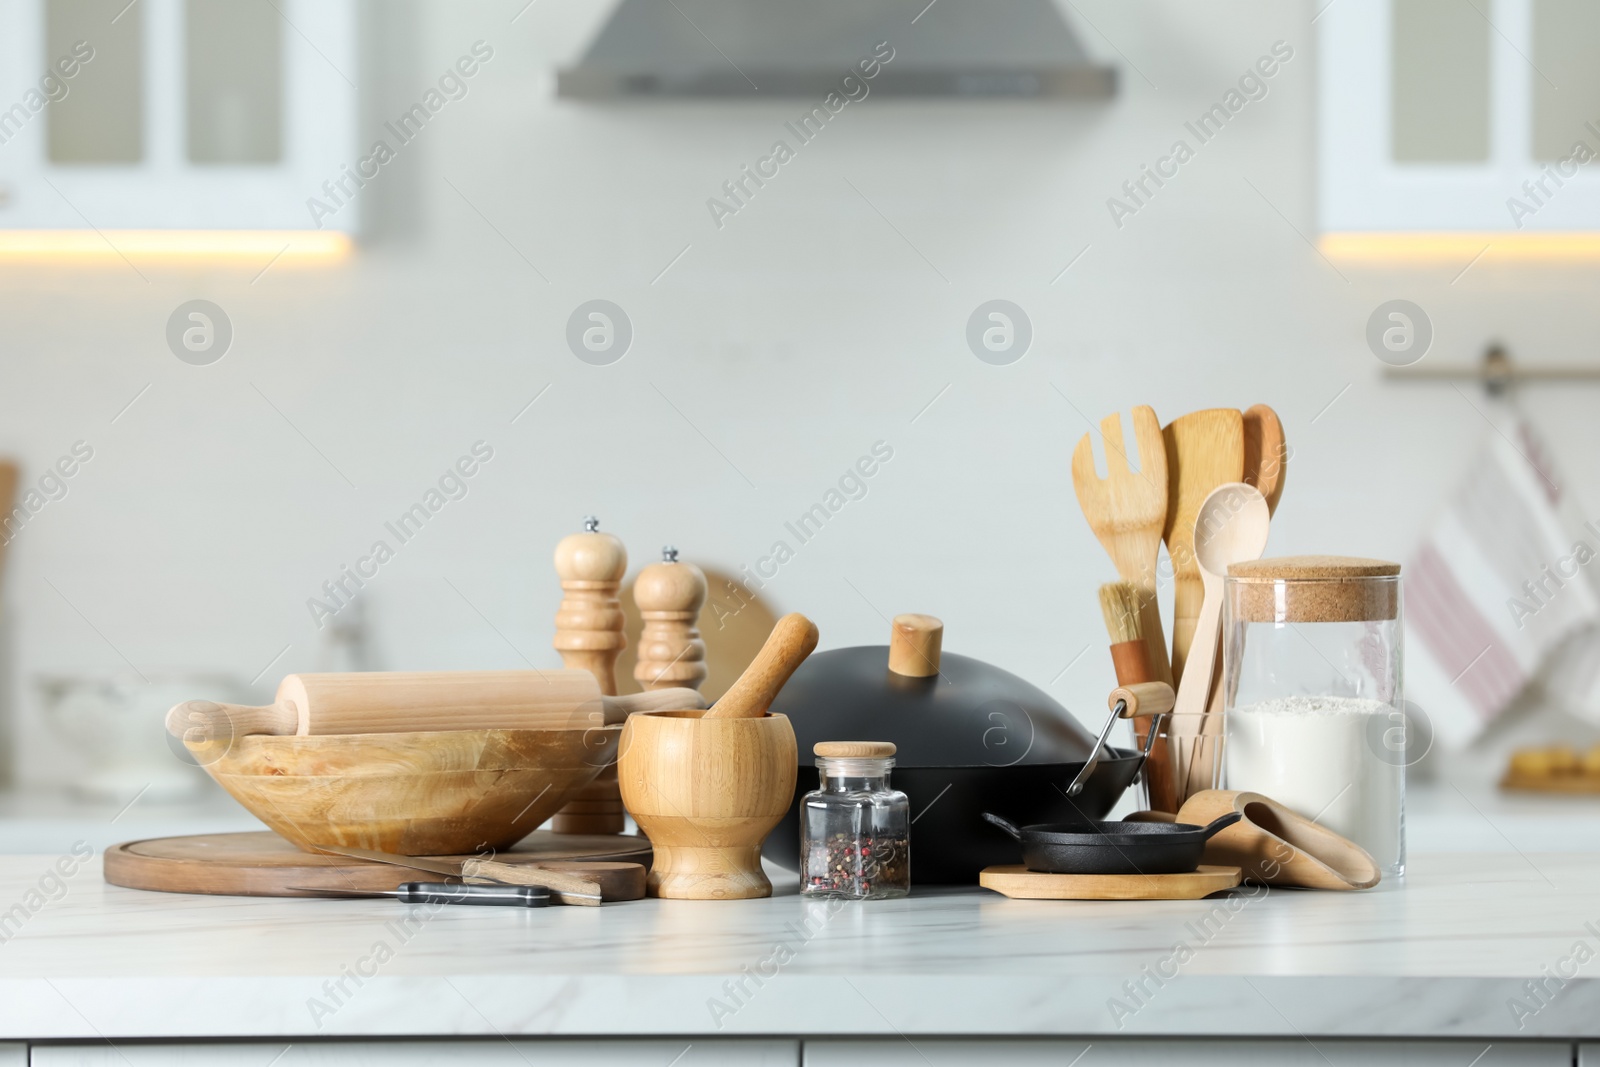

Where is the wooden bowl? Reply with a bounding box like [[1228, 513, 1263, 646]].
[[618, 709, 796, 899], [186, 726, 620, 855]]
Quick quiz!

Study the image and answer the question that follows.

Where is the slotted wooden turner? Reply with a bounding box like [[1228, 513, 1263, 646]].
[[1071, 406, 1173, 687], [1162, 409, 1245, 686]]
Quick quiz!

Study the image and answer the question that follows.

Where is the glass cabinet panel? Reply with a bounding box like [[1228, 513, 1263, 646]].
[[46, 0, 143, 163], [1390, 0, 1489, 163], [185, 0, 282, 164], [1532, 0, 1600, 161]]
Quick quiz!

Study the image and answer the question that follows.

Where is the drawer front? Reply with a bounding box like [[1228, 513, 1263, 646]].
[[32, 1040, 798, 1067], [804, 1039, 1571, 1066]]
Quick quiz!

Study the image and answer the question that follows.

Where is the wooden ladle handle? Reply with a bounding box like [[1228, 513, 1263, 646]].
[[164, 699, 298, 740], [704, 612, 819, 719]]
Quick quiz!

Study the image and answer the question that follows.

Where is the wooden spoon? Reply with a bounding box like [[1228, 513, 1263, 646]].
[[1162, 409, 1245, 686], [1173, 483, 1269, 800], [1241, 405, 1287, 517], [1071, 406, 1173, 686], [702, 613, 819, 719]]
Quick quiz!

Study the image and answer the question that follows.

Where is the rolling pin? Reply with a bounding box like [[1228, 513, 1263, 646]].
[[703, 613, 819, 719], [165, 670, 707, 740]]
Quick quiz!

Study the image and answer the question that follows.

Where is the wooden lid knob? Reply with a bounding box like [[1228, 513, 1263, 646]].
[[634, 546, 707, 614], [815, 741, 896, 758], [553, 516, 627, 583], [887, 613, 943, 677]]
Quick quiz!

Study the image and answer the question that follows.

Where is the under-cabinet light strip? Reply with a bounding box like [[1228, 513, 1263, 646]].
[[0, 230, 352, 261]]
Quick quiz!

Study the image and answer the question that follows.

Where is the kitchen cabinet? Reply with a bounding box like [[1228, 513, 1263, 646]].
[[29, 1041, 799, 1066], [0, 1046, 18, 1067], [1319, 0, 1600, 233], [805, 1040, 1571, 1066], [0, 0, 357, 231]]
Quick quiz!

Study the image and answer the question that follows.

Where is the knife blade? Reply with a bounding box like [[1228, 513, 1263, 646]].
[[311, 844, 603, 905], [288, 882, 550, 907]]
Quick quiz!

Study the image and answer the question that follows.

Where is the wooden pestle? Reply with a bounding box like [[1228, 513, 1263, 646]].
[[703, 613, 819, 719]]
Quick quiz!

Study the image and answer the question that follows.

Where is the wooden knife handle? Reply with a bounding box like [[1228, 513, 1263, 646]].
[[461, 859, 603, 906], [164, 699, 297, 740], [704, 613, 819, 719]]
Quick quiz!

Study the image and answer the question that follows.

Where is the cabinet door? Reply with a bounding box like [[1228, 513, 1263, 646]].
[[1320, 0, 1600, 233], [804, 1039, 1570, 1066], [0, 0, 357, 231], [32, 1039, 799, 1067]]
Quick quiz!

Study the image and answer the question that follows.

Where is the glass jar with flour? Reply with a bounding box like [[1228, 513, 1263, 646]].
[[1223, 557, 1405, 878]]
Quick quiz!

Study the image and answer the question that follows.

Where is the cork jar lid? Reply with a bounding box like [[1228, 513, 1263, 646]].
[[1226, 555, 1401, 623]]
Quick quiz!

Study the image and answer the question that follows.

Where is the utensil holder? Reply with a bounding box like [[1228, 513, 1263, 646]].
[[618, 709, 797, 899], [1143, 713, 1225, 810]]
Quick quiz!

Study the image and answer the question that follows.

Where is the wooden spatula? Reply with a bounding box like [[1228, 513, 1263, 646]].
[[1071, 406, 1173, 687], [1162, 409, 1245, 686], [1242, 404, 1287, 517]]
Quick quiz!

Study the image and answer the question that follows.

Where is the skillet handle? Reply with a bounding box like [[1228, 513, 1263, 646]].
[[1200, 811, 1244, 839], [981, 812, 1023, 840]]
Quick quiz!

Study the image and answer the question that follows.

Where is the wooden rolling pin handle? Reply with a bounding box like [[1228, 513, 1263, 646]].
[[603, 687, 708, 723], [460, 859, 603, 905], [704, 613, 820, 719], [1109, 682, 1175, 719], [164, 699, 297, 740]]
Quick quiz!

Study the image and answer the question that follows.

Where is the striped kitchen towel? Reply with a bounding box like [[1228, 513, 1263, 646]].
[[1406, 415, 1600, 747]]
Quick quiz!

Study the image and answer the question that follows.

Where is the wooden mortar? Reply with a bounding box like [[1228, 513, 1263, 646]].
[[617, 612, 815, 899], [618, 709, 797, 899]]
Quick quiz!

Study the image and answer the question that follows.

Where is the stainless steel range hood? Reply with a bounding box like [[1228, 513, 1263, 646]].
[[557, 0, 1116, 100]]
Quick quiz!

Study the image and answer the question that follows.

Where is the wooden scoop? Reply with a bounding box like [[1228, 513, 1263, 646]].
[[165, 670, 707, 741], [703, 613, 819, 719], [1177, 789, 1381, 890]]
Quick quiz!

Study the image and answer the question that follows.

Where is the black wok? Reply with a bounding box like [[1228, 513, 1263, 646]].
[[983, 811, 1243, 875]]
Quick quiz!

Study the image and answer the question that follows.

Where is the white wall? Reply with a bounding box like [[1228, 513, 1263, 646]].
[[2, 0, 1598, 792]]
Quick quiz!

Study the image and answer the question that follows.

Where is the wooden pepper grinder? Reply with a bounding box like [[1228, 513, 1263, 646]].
[[633, 546, 709, 694], [551, 516, 628, 835]]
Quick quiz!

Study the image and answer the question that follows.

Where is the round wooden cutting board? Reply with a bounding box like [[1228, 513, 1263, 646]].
[[104, 831, 652, 897]]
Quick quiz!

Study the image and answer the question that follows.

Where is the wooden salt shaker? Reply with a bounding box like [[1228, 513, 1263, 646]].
[[633, 547, 709, 694], [551, 516, 628, 835]]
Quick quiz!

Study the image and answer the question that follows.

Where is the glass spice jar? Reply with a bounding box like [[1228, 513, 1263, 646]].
[[799, 741, 910, 900]]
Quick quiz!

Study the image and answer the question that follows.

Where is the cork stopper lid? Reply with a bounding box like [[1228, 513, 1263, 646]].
[[815, 741, 896, 758], [1227, 555, 1401, 623], [553, 516, 627, 583]]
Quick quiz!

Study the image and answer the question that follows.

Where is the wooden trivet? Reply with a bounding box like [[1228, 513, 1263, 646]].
[[978, 864, 1241, 900]]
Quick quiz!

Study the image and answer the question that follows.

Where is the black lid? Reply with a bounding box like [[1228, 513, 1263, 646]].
[[770, 645, 1096, 768]]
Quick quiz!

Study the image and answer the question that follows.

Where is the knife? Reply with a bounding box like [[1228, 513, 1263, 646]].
[[312, 844, 603, 905], [288, 882, 550, 908]]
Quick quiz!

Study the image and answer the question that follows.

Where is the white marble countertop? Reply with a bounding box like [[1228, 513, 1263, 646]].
[[2, 846, 1599, 1043]]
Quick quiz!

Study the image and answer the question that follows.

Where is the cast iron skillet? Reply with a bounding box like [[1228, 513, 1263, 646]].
[[982, 811, 1243, 876]]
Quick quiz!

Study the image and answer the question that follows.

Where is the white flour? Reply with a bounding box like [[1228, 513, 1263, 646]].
[[1226, 695, 1404, 871]]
